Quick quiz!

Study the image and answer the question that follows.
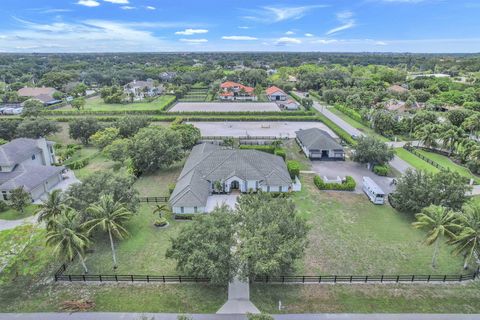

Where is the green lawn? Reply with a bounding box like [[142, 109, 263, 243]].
[[59, 95, 175, 112], [328, 107, 390, 142], [415, 149, 480, 183], [395, 148, 441, 174], [47, 122, 77, 145], [72, 151, 116, 181], [134, 162, 184, 196], [62, 146, 99, 166], [293, 175, 464, 275], [283, 139, 312, 171], [0, 204, 38, 221], [66, 203, 184, 274], [251, 282, 480, 313]]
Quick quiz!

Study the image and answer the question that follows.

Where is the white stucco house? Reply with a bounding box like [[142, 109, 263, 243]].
[[265, 86, 287, 101], [123, 79, 164, 101], [0, 138, 65, 202], [169, 143, 296, 215]]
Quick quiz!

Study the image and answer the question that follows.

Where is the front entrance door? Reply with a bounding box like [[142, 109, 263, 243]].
[[321, 150, 329, 158], [230, 180, 240, 190]]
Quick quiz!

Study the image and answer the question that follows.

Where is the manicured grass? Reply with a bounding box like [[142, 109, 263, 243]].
[[283, 139, 311, 171], [395, 148, 440, 174], [60, 95, 176, 112], [415, 149, 480, 183], [72, 151, 116, 181], [133, 162, 184, 196], [251, 282, 480, 313], [328, 107, 390, 142], [47, 122, 77, 145], [0, 205, 38, 221], [62, 146, 98, 165], [293, 175, 464, 275], [66, 203, 184, 274]]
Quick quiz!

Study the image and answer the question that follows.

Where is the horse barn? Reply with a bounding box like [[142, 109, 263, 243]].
[[295, 128, 345, 160]]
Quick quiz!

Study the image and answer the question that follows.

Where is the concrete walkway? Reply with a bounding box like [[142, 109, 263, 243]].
[[2, 313, 480, 320], [0, 214, 38, 232], [217, 277, 260, 314]]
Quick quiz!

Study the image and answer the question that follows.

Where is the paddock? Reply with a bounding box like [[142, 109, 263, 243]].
[[169, 102, 281, 112]]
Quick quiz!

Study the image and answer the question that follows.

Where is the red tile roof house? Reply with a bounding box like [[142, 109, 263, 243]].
[[17, 87, 60, 106], [219, 81, 257, 101], [265, 86, 287, 101]]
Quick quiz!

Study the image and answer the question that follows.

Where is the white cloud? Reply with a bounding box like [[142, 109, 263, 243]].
[[179, 38, 208, 43], [175, 28, 209, 35], [326, 11, 356, 35], [275, 37, 302, 45], [76, 0, 100, 7], [145, 6, 156, 10], [312, 39, 339, 44], [104, 0, 129, 3], [305, 33, 314, 37], [120, 6, 135, 10], [222, 36, 258, 41], [375, 41, 388, 45], [379, 0, 426, 2], [39, 8, 73, 14], [285, 31, 295, 35], [238, 26, 250, 29], [244, 5, 328, 23]]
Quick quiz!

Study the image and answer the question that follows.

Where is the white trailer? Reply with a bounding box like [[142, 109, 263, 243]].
[[362, 176, 386, 205]]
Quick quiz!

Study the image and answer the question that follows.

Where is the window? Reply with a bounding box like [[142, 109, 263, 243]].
[[31, 154, 36, 160], [180, 207, 184, 214], [2, 191, 7, 201], [194, 206, 198, 213], [0, 166, 2, 172], [279, 186, 282, 192]]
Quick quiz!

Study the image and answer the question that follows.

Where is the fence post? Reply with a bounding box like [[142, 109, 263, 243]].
[[131, 275, 134, 282], [381, 275, 383, 283], [411, 275, 414, 282], [100, 275, 102, 282], [163, 275, 165, 283], [365, 275, 368, 283], [443, 275, 447, 282], [179, 275, 182, 283], [334, 275, 337, 283], [302, 276, 305, 283], [115, 275, 118, 282], [69, 275, 72, 282], [319, 276, 322, 283], [427, 275, 430, 282], [396, 275, 399, 283], [82, 275, 85, 282], [282, 276, 285, 283], [147, 275, 150, 283], [350, 276, 352, 283]]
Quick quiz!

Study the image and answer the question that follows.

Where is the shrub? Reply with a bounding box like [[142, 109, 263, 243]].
[[274, 148, 286, 160], [239, 145, 275, 154], [66, 157, 90, 170], [0, 201, 8, 212], [373, 164, 390, 176], [154, 217, 168, 227], [287, 160, 300, 179], [335, 104, 363, 123], [168, 183, 176, 195], [314, 175, 356, 191]]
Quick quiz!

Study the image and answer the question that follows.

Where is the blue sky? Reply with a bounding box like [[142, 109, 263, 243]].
[[0, 0, 479, 53]]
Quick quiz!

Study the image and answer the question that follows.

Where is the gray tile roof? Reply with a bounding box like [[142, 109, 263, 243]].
[[0, 163, 64, 191], [169, 144, 292, 208], [0, 138, 43, 166], [295, 128, 344, 151]]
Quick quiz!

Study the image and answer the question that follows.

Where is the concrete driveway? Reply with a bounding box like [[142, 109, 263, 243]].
[[205, 194, 239, 212], [310, 161, 396, 194]]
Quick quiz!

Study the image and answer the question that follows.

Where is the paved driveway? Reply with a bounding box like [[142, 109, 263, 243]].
[[188, 121, 338, 139], [310, 161, 396, 194], [205, 194, 239, 212]]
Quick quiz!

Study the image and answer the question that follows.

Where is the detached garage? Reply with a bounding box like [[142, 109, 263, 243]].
[[296, 128, 345, 160]]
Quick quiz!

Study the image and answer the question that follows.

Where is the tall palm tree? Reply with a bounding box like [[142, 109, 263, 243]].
[[462, 113, 480, 139], [84, 195, 132, 269], [450, 202, 480, 269], [46, 209, 90, 273], [37, 190, 66, 230], [412, 205, 459, 268], [414, 124, 439, 149], [440, 126, 465, 156]]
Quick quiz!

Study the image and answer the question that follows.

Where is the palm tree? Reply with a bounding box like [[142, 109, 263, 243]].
[[440, 126, 465, 156], [462, 113, 480, 139], [84, 195, 132, 269], [414, 124, 439, 149], [46, 209, 90, 273], [153, 204, 169, 219], [412, 205, 459, 268], [37, 190, 66, 230], [450, 202, 480, 269]]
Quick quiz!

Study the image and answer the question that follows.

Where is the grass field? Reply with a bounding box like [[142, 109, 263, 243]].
[[66, 203, 185, 274], [283, 139, 312, 171], [133, 162, 183, 196], [59, 95, 175, 112], [415, 149, 480, 183], [72, 151, 116, 181], [395, 148, 441, 174], [293, 175, 464, 275], [47, 122, 77, 145], [0, 204, 38, 221]]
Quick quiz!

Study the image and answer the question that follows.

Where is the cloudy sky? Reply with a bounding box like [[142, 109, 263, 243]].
[[0, 0, 479, 53]]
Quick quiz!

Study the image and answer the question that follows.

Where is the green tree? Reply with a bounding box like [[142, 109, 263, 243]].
[[371, 110, 398, 137], [9, 187, 31, 213], [450, 202, 480, 269], [446, 109, 472, 127], [440, 125, 465, 156], [462, 113, 480, 139], [171, 124, 201, 150], [115, 116, 150, 138], [0, 120, 20, 140], [46, 209, 90, 273], [71, 97, 86, 111], [104, 138, 131, 164], [352, 136, 395, 167], [37, 190, 66, 231], [129, 127, 183, 174], [90, 127, 120, 150], [414, 123, 441, 149], [152, 204, 169, 219], [412, 205, 458, 268], [223, 137, 235, 148], [69, 118, 102, 145], [21, 99, 44, 117], [15, 118, 60, 139], [301, 97, 313, 111], [84, 195, 133, 269], [166, 205, 237, 284]]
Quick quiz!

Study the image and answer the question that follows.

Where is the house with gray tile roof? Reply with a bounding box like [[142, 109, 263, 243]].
[[169, 143, 295, 214], [0, 138, 65, 202], [296, 128, 345, 160]]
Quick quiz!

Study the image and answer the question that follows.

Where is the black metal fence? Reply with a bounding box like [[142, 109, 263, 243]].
[[254, 272, 478, 284], [139, 196, 168, 203]]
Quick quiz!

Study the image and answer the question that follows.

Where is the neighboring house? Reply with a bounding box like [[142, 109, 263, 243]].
[[384, 99, 407, 113], [296, 128, 345, 160], [280, 99, 300, 110], [219, 81, 257, 101], [0, 138, 65, 202], [17, 87, 60, 106], [159, 72, 177, 82], [387, 84, 409, 95], [123, 79, 164, 101], [169, 143, 294, 214], [265, 86, 287, 101], [287, 75, 298, 83]]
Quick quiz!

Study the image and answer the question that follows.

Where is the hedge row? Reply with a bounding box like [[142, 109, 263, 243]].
[[289, 91, 303, 104], [287, 160, 300, 179], [373, 164, 390, 176], [314, 175, 356, 191], [308, 90, 322, 100], [64, 152, 99, 170], [239, 145, 286, 160], [316, 113, 356, 145], [334, 104, 364, 124]]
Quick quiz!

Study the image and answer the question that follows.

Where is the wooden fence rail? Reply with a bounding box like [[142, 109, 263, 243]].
[[139, 197, 169, 203]]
